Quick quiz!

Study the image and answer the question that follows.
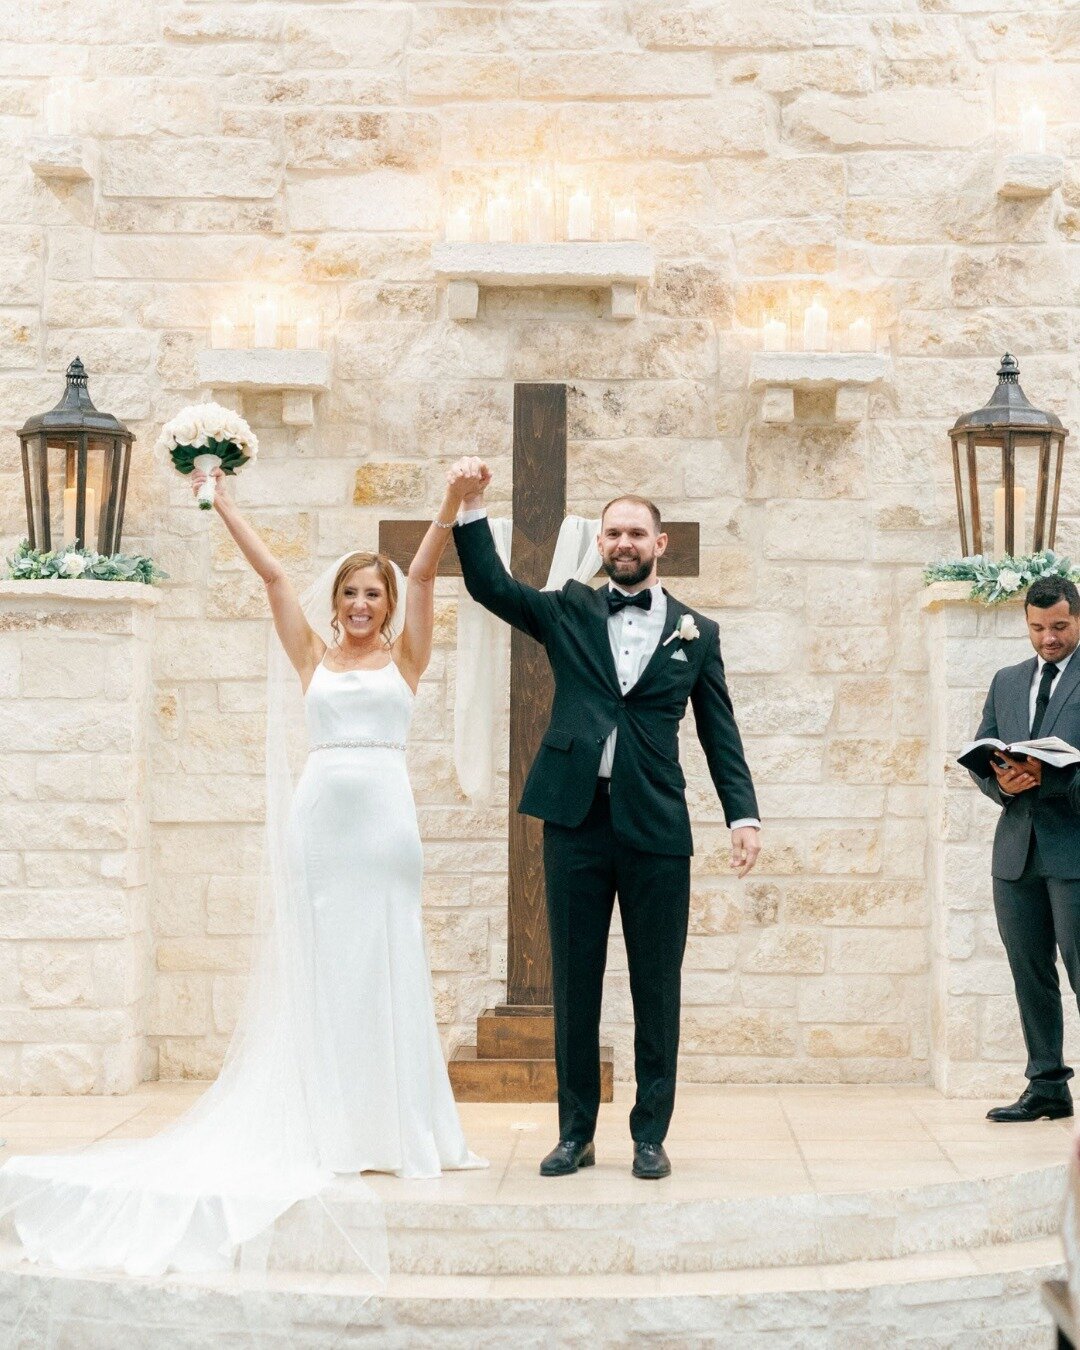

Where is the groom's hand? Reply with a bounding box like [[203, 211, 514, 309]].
[[447, 456, 491, 510], [731, 826, 761, 878]]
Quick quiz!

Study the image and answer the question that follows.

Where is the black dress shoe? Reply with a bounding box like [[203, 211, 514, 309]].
[[632, 1142, 671, 1179], [539, 1139, 595, 1177], [986, 1088, 1074, 1122]]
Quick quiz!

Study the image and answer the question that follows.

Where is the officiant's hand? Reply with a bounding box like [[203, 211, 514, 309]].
[[731, 826, 760, 878], [447, 456, 491, 510], [992, 755, 1041, 793]]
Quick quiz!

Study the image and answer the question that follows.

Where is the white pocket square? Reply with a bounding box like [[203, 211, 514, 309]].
[[671, 648, 688, 662]]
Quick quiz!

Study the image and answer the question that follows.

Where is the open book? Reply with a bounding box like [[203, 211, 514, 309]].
[[958, 736, 1080, 775]]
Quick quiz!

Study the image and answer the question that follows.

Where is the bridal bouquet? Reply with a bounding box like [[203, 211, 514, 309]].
[[157, 402, 258, 509]]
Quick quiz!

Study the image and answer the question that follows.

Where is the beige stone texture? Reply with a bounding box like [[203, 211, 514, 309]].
[[2, 0, 1073, 1095]]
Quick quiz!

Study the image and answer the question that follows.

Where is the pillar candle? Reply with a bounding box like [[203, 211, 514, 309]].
[[446, 205, 472, 243], [210, 313, 235, 350], [567, 188, 593, 241], [1019, 105, 1047, 155], [253, 296, 278, 348], [994, 485, 1027, 558], [486, 193, 513, 243], [803, 299, 829, 352], [63, 485, 97, 548], [525, 179, 554, 244], [296, 315, 320, 349], [847, 317, 873, 352], [762, 317, 787, 352], [610, 200, 638, 240], [44, 83, 73, 136]]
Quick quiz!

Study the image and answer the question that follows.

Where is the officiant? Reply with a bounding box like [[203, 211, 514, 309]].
[[969, 576, 1080, 1122]]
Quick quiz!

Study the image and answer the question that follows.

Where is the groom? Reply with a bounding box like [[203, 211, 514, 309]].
[[449, 458, 761, 1180]]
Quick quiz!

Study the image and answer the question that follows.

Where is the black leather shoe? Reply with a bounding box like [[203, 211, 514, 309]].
[[986, 1088, 1073, 1122], [539, 1139, 595, 1177], [632, 1142, 671, 1179]]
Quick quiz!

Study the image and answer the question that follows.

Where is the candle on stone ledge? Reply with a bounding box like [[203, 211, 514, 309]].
[[210, 312, 236, 350], [803, 299, 829, 352], [847, 317, 873, 352], [610, 199, 638, 241], [762, 316, 787, 352], [44, 82, 73, 136], [253, 296, 278, 348], [1019, 104, 1047, 155], [525, 178, 554, 244], [486, 192, 513, 244], [994, 484, 1027, 558], [296, 314, 320, 349], [446, 205, 472, 243], [63, 485, 97, 549], [567, 188, 593, 241]]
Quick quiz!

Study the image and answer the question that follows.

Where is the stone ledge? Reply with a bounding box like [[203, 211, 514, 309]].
[[749, 352, 891, 389], [196, 348, 331, 393], [27, 134, 95, 182], [0, 580, 161, 607], [996, 153, 1063, 200], [432, 241, 655, 321]]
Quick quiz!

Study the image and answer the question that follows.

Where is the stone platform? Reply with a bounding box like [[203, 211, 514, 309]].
[[0, 1083, 1071, 1346]]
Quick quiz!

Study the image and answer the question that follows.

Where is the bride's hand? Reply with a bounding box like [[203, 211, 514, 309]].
[[446, 457, 491, 506], [191, 466, 226, 500]]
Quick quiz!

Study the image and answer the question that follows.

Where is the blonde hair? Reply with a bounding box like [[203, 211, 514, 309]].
[[329, 552, 398, 646]]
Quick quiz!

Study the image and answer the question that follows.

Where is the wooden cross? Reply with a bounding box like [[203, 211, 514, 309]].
[[379, 383, 700, 1101]]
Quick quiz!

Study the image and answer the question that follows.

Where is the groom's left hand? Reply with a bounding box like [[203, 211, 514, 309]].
[[731, 826, 761, 878]]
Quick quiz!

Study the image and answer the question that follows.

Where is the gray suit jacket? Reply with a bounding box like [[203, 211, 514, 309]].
[[970, 655, 1080, 880]]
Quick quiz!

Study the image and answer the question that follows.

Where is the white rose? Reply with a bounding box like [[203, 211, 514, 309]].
[[170, 416, 199, 448], [61, 553, 86, 577], [664, 613, 701, 646], [997, 569, 1022, 593]]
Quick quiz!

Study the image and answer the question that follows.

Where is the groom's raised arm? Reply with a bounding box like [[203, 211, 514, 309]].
[[453, 514, 561, 645]]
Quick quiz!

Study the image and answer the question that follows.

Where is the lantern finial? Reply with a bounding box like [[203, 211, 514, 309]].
[[998, 352, 1020, 384]]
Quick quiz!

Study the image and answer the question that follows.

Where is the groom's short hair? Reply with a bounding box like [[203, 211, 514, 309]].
[[600, 495, 662, 533]]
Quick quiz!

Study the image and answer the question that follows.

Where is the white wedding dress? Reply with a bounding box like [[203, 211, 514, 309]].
[[0, 626, 483, 1281]]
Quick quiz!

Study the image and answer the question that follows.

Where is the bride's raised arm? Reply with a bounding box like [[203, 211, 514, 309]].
[[194, 466, 322, 684], [396, 461, 491, 688]]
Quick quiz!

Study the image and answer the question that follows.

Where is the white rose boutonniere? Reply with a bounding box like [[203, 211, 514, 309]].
[[663, 614, 700, 646]]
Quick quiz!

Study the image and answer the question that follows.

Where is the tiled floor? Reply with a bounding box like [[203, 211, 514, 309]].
[[0, 1080, 1072, 1205]]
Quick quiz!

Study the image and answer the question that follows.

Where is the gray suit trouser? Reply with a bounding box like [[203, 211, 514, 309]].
[[994, 836, 1080, 1094]]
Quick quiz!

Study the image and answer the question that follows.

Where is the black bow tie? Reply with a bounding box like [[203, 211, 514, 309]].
[[606, 588, 652, 615]]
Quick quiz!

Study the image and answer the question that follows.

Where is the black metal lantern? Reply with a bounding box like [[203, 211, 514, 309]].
[[949, 353, 1068, 558], [18, 357, 134, 554]]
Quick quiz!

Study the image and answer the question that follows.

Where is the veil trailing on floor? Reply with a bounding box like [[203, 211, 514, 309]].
[[0, 554, 401, 1305]]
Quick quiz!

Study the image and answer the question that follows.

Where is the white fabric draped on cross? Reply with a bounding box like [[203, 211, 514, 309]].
[[454, 516, 601, 804]]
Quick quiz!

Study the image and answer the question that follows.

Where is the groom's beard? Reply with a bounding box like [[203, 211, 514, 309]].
[[602, 553, 653, 588]]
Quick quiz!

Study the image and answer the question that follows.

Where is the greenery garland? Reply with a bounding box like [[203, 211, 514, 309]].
[[923, 549, 1080, 605], [5, 540, 166, 585]]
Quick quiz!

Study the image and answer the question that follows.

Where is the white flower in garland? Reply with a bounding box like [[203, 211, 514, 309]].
[[924, 549, 1080, 605], [60, 552, 87, 577]]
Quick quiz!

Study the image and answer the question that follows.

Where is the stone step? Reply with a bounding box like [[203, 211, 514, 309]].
[[1, 1237, 1065, 1347], [264, 1162, 1066, 1277]]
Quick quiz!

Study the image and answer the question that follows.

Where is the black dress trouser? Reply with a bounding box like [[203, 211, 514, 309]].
[[542, 783, 691, 1144], [994, 835, 1080, 1095]]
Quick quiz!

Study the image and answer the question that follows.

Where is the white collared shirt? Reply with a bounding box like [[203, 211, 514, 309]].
[[1030, 649, 1074, 731]]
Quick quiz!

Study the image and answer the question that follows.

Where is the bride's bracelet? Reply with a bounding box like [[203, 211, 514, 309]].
[[433, 518, 455, 530]]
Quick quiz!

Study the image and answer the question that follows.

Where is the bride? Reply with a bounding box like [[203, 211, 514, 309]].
[[0, 465, 487, 1281]]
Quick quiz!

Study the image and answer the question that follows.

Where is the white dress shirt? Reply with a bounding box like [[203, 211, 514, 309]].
[[1029, 649, 1074, 732], [459, 509, 759, 832]]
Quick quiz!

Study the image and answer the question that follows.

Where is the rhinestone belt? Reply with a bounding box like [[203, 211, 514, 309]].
[[310, 738, 406, 753]]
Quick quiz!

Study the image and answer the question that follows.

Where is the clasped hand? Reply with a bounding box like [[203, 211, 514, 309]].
[[447, 456, 491, 508], [991, 755, 1043, 793]]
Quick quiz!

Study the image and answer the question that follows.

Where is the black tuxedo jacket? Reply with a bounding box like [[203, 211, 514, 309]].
[[970, 654, 1080, 880], [454, 517, 759, 857]]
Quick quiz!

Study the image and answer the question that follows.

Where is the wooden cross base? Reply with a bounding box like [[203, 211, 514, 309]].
[[447, 1005, 614, 1104]]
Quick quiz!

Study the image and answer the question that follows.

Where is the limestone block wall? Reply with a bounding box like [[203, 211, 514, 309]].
[[924, 583, 1080, 1097], [0, 581, 158, 1093], [0, 1, 1077, 1086]]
